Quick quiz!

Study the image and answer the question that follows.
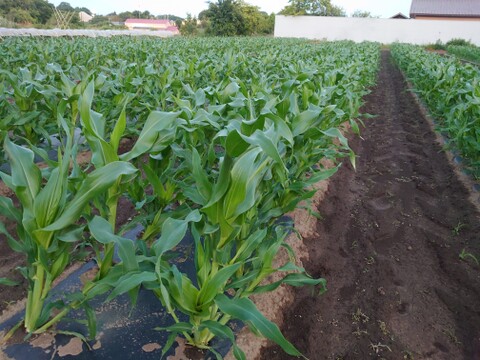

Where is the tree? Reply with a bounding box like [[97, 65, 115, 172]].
[[7, 7, 35, 24], [202, 0, 274, 36], [351, 10, 378, 18], [32, 0, 54, 24], [180, 13, 198, 36], [204, 0, 245, 36], [280, 0, 345, 17], [56, 2, 74, 12], [0, 0, 54, 25], [76, 7, 92, 15]]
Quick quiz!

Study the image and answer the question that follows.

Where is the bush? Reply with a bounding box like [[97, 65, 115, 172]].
[[446, 38, 474, 47]]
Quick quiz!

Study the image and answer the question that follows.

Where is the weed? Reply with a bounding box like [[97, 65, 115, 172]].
[[378, 321, 389, 336], [459, 249, 480, 266], [352, 308, 370, 324], [452, 221, 466, 236], [370, 342, 392, 354], [442, 327, 462, 346]]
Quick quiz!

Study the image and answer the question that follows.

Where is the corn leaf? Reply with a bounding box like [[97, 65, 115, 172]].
[[41, 161, 137, 232], [215, 294, 304, 358]]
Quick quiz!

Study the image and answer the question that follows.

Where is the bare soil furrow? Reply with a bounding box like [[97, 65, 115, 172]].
[[261, 50, 480, 360]]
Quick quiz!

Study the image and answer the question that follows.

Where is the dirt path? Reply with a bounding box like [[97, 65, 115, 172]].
[[261, 51, 480, 359]]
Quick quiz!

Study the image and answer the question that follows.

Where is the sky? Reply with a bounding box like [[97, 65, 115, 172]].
[[50, 0, 412, 19]]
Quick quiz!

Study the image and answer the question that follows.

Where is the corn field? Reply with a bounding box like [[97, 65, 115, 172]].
[[0, 37, 380, 357]]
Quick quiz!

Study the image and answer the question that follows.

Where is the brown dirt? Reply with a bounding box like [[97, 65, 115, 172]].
[[261, 51, 480, 359]]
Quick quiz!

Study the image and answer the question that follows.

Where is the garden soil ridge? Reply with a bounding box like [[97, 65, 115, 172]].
[[261, 51, 480, 359]]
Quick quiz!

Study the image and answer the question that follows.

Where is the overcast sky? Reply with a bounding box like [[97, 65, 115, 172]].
[[50, 0, 412, 19]]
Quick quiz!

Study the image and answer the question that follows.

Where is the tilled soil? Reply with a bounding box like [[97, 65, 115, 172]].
[[261, 51, 480, 359]]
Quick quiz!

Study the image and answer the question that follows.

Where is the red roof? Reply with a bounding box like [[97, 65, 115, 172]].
[[125, 19, 171, 24]]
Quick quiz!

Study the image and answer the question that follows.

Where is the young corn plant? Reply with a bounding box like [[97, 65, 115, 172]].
[[78, 80, 181, 280], [0, 129, 136, 335]]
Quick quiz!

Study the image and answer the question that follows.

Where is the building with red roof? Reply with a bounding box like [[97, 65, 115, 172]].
[[125, 18, 179, 32]]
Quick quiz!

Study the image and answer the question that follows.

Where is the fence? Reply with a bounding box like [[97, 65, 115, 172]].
[[274, 15, 480, 45]]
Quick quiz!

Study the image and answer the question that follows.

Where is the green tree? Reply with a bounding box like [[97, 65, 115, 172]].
[[0, 0, 54, 25], [180, 13, 198, 36], [33, 0, 54, 24], [204, 0, 245, 36], [76, 7, 92, 15], [203, 0, 274, 36], [56, 2, 74, 12], [280, 0, 345, 17], [7, 7, 35, 24], [351, 10, 378, 18], [89, 15, 110, 25]]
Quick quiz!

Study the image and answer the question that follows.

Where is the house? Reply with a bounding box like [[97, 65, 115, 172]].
[[78, 11, 93, 23], [390, 13, 409, 19], [166, 25, 180, 35], [124, 18, 178, 31], [410, 0, 480, 20]]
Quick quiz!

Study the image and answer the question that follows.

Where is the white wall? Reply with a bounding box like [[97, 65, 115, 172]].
[[274, 15, 480, 45]]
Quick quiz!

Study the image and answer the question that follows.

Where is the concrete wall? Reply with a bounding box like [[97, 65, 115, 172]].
[[274, 15, 480, 45]]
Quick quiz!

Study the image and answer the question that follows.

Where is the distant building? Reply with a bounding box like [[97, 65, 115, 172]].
[[390, 12, 409, 19], [79, 11, 93, 23], [166, 25, 180, 35], [124, 18, 178, 31], [410, 0, 480, 20]]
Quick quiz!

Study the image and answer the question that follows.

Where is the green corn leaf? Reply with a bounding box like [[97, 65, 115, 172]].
[[203, 155, 233, 208], [215, 294, 305, 358], [41, 161, 137, 232], [50, 251, 70, 280], [83, 303, 97, 340], [251, 273, 327, 295], [198, 321, 246, 360], [225, 129, 250, 158], [191, 147, 213, 204], [0, 278, 20, 286], [239, 130, 286, 170], [154, 322, 193, 333], [111, 108, 127, 153], [223, 148, 262, 221], [303, 165, 340, 186], [88, 216, 138, 272], [0, 222, 25, 253], [0, 196, 21, 222], [160, 332, 178, 360], [120, 111, 180, 161], [292, 109, 321, 137], [106, 271, 157, 302], [153, 210, 201, 257], [322, 128, 349, 148], [143, 165, 168, 202], [196, 263, 241, 308], [231, 228, 267, 263], [4, 137, 42, 210], [266, 113, 294, 145], [34, 167, 66, 230], [57, 226, 85, 243]]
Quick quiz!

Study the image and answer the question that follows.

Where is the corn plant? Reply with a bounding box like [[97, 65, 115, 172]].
[[0, 132, 136, 334], [392, 44, 480, 178], [0, 37, 380, 357]]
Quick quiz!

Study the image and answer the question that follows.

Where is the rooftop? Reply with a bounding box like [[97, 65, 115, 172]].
[[124, 19, 171, 24], [410, 0, 480, 17]]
